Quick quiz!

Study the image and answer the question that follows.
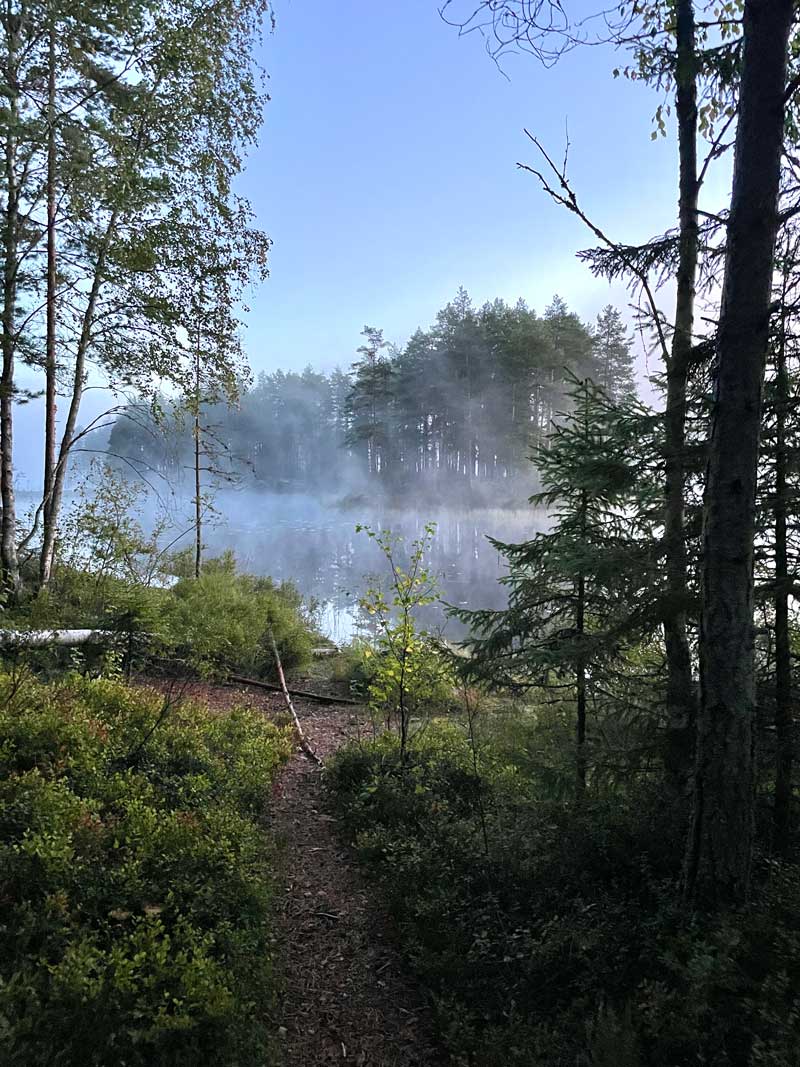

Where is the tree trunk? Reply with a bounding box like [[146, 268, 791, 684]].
[[1, 11, 21, 598], [39, 211, 119, 586], [38, 66, 162, 587], [663, 0, 699, 792], [576, 418, 588, 796], [684, 0, 793, 907], [194, 337, 202, 579], [576, 569, 587, 796], [0, 628, 116, 648], [773, 294, 792, 855], [42, 21, 57, 580]]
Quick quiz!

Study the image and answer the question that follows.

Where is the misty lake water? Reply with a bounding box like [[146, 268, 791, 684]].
[[199, 493, 547, 644], [24, 486, 547, 644]]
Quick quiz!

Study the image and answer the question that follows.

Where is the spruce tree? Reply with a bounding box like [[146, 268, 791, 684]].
[[454, 377, 660, 795]]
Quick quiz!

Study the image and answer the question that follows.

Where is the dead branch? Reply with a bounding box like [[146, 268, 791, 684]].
[[228, 673, 358, 707], [265, 632, 323, 765], [518, 130, 672, 367]]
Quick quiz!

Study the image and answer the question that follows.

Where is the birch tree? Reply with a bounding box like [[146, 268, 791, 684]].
[[0, 0, 270, 596]]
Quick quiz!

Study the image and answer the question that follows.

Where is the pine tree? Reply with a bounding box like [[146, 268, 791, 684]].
[[346, 327, 395, 477], [592, 306, 636, 401]]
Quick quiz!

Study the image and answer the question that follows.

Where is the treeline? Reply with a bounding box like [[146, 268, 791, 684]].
[[108, 291, 636, 498]]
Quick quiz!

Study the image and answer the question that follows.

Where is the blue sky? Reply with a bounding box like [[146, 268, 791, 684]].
[[15, 0, 731, 490], [240, 0, 729, 381]]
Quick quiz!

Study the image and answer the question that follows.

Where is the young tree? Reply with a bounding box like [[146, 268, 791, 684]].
[[455, 378, 660, 796], [592, 305, 636, 402], [356, 522, 450, 765]]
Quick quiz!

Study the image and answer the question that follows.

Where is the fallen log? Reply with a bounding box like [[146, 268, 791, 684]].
[[0, 628, 118, 649], [228, 673, 359, 707], [266, 631, 323, 765]]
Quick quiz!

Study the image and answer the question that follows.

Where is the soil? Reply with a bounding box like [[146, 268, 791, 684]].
[[161, 678, 443, 1067]]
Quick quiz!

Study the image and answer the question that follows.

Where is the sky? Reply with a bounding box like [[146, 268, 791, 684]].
[[240, 0, 730, 382], [15, 0, 733, 491]]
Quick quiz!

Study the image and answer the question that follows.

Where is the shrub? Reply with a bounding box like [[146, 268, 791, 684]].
[[329, 640, 376, 695], [4, 551, 316, 682], [326, 720, 800, 1067], [164, 552, 314, 677], [0, 673, 292, 1066]]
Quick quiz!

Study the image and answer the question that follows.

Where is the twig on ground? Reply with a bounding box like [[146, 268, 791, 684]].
[[267, 631, 323, 765]]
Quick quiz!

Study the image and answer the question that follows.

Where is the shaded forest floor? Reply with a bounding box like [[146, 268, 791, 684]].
[[175, 678, 442, 1067]]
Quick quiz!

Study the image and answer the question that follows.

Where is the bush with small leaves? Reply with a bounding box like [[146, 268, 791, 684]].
[[326, 718, 800, 1066], [0, 673, 292, 1066]]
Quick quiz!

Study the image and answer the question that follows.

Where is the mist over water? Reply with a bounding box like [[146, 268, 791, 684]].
[[22, 474, 547, 644], [198, 492, 547, 643]]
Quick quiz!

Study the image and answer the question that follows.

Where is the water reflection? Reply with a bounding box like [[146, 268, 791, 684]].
[[202, 494, 547, 643]]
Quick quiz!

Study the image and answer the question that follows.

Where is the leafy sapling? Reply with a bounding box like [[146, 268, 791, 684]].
[[356, 522, 454, 764]]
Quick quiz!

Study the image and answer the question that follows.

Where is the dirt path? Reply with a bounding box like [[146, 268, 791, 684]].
[[271, 698, 442, 1067], [171, 680, 442, 1066]]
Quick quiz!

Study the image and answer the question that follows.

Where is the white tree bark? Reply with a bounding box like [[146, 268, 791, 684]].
[[0, 629, 117, 649]]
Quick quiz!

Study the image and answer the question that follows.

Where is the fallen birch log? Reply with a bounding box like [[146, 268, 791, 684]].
[[266, 631, 323, 765], [228, 673, 358, 707], [0, 628, 119, 649]]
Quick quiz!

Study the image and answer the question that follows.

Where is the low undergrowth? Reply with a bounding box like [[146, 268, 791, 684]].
[[10, 551, 315, 681], [0, 673, 293, 1066], [326, 719, 800, 1066]]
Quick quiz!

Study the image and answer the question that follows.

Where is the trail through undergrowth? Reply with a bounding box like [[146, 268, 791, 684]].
[[187, 680, 442, 1067]]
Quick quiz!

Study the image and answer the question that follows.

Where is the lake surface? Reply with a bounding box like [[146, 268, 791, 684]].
[[202, 492, 547, 643]]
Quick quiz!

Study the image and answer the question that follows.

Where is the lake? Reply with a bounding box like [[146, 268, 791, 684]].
[[201, 492, 547, 644]]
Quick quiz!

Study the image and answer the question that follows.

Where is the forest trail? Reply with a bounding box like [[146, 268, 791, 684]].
[[190, 680, 442, 1067]]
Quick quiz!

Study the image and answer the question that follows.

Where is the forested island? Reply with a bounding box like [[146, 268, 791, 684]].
[[107, 294, 635, 501], [2, 2, 800, 1067]]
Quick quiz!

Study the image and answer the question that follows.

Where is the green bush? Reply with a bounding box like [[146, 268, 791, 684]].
[[10, 469, 316, 680], [164, 552, 314, 677], [0, 673, 292, 1066], [5, 551, 316, 681], [326, 722, 800, 1067], [329, 640, 377, 694]]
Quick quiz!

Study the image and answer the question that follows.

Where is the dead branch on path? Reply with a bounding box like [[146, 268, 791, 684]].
[[228, 673, 359, 707], [266, 631, 323, 765]]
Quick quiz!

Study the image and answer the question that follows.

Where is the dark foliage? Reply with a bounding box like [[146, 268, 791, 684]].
[[327, 727, 800, 1066]]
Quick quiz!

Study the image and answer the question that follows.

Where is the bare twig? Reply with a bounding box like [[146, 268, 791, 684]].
[[518, 131, 671, 367], [267, 630, 323, 765]]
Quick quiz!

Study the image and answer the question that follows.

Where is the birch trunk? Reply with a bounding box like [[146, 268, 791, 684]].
[[1, 7, 21, 596], [194, 339, 202, 579], [42, 21, 57, 573], [39, 211, 118, 586]]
